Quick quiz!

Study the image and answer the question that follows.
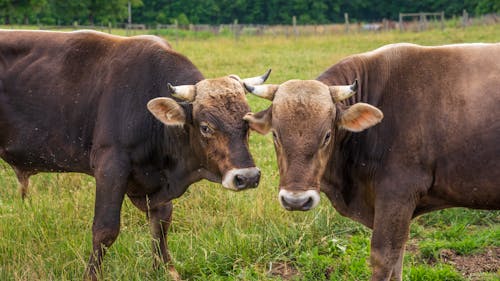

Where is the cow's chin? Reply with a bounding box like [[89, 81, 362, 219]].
[[221, 167, 261, 191], [197, 168, 222, 184], [278, 189, 321, 211]]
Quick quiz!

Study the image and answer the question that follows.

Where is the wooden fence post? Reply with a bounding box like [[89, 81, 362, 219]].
[[462, 10, 468, 28], [440, 11, 444, 30], [174, 19, 178, 46], [344, 13, 349, 33], [233, 19, 239, 41], [419, 12, 424, 31], [292, 16, 297, 38], [399, 13, 403, 31]]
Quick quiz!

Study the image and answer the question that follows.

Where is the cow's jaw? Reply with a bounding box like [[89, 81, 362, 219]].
[[278, 189, 320, 211]]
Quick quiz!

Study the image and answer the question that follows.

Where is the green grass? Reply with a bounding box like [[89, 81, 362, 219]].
[[1, 25, 500, 280]]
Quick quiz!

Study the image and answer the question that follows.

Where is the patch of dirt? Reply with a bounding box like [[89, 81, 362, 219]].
[[405, 241, 420, 255], [268, 261, 300, 280], [438, 248, 500, 279]]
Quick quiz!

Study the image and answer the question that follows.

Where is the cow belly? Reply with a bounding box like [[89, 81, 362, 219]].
[[0, 134, 91, 174], [429, 146, 500, 209]]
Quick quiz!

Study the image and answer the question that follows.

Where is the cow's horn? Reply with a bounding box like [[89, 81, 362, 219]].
[[329, 79, 358, 102], [231, 69, 272, 86], [244, 83, 279, 101], [168, 83, 196, 101], [242, 69, 272, 85]]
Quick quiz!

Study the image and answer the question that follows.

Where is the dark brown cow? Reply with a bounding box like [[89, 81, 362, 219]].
[[0, 30, 269, 280], [244, 43, 500, 281]]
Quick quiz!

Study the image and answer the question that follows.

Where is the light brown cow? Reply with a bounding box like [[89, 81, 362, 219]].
[[244, 43, 500, 281]]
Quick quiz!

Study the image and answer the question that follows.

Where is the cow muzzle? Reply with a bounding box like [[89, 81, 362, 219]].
[[279, 189, 320, 211], [222, 167, 261, 191]]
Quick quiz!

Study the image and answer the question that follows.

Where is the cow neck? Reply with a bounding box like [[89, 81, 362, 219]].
[[156, 125, 204, 200], [319, 55, 388, 228]]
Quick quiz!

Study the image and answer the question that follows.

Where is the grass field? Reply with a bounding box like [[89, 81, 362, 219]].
[[1, 25, 499, 281]]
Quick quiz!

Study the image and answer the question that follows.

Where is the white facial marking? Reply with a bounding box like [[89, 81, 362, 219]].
[[222, 167, 261, 190], [278, 189, 321, 211]]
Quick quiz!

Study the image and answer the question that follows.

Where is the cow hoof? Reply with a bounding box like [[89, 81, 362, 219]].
[[168, 266, 182, 281]]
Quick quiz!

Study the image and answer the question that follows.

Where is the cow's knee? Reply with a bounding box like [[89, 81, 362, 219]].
[[93, 225, 120, 248], [156, 201, 173, 222]]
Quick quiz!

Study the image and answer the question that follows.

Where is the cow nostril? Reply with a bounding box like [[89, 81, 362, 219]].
[[302, 196, 313, 210], [279, 195, 292, 210], [248, 171, 261, 188], [234, 175, 247, 189]]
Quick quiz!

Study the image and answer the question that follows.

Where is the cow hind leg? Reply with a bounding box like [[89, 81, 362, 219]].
[[85, 150, 129, 281]]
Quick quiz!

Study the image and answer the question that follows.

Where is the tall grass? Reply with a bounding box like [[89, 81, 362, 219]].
[[1, 25, 499, 280]]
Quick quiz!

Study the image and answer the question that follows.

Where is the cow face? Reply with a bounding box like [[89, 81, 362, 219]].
[[147, 71, 272, 191], [244, 80, 383, 210]]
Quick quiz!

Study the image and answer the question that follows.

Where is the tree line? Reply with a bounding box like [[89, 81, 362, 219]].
[[0, 0, 499, 26]]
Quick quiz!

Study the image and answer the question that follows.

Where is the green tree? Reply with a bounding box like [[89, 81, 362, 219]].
[[475, 0, 500, 14], [0, 0, 14, 24], [1, 0, 499, 26]]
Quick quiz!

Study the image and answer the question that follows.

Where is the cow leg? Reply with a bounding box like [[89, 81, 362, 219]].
[[390, 246, 405, 281], [12, 167, 32, 200], [149, 202, 179, 279], [128, 196, 179, 280], [85, 151, 129, 281], [370, 196, 415, 281]]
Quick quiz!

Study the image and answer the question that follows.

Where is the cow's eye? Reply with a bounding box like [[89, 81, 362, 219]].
[[323, 131, 332, 146], [200, 123, 214, 136]]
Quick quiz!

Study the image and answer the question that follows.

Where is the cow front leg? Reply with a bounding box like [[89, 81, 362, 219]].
[[85, 151, 129, 281], [149, 202, 179, 280], [13, 167, 32, 200], [390, 246, 405, 281], [370, 197, 414, 281], [128, 196, 179, 280]]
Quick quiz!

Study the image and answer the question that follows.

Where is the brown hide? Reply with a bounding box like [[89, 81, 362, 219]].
[[248, 43, 500, 281], [0, 30, 262, 280]]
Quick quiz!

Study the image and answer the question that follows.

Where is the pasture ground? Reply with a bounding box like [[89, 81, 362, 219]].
[[0, 25, 499, 280]]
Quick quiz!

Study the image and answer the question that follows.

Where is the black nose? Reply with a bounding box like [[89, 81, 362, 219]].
[[234, 169, 261, 190], [279, 194, 314, 211]]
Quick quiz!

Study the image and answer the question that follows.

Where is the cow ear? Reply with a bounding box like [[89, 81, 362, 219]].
[[147, 97, 187, 126], [339, 103, 383, 132], [243, 107, 272, 135]]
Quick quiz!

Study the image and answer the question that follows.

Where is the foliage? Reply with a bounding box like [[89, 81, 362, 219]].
[[0, 0, 499, 25], [405, 264, 465, 281]]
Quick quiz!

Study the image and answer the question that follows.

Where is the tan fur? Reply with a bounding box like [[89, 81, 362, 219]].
[[189, 76, 253, 176], [147, 98, 186, 126], [273, 80, 334, 124], [193, 77, 250, 127], [194, 76, 247, 105]]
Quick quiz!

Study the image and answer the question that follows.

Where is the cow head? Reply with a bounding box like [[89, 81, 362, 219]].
[[147, 70, 272, 191], [244, 79, 383, 210]]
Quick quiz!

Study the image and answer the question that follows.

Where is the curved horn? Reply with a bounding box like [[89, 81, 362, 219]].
[[329, 79, 358, 102], [244, 83, 279, 101], [168, 83, 196, 101], [240, 69, 272, 86]]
